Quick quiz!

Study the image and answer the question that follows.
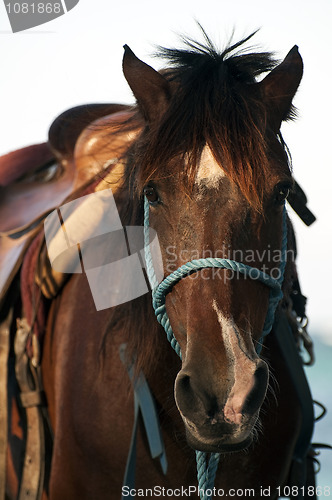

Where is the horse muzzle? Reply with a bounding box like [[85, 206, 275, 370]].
[[175, 360, 269, 453]]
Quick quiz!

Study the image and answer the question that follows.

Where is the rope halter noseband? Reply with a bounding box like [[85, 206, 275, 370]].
[[143, 196, 288, 500]]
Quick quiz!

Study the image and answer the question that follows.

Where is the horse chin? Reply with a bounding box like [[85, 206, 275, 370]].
[[183, 420, 254, 453], [186, 429, 253, 453]]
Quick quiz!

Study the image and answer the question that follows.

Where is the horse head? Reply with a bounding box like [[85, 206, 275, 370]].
[[122, 34, 303, 453]]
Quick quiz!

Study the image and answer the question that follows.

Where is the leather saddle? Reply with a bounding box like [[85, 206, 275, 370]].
[[0, 103, 135, 306]]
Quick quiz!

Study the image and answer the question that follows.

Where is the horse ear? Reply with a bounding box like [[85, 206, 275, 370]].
[[259, 45, 303, 131], [122, 45, 171, 122]]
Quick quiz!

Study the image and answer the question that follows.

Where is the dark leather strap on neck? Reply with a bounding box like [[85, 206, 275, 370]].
[[119, 344, 167, 499], [274, 312, 315, 493], [0, 308, 13, 500], [288, 180, 316, 226]]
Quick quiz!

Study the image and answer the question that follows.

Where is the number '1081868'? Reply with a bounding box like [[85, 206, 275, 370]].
[[277, 486, 331, 497], [5, 3, 62, 14]]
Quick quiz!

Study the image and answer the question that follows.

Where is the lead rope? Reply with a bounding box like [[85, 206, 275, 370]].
[[196, 451, 220, 499], [143, 197, 287, 499]]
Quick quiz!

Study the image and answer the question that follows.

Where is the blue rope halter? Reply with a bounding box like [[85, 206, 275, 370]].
[[143, 196, 288, 499]]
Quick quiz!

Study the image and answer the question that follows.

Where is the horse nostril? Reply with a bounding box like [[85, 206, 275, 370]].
[[242, 362, 269, 415], [176, 371, 222, 424], [175, 372, 196, 415], [179, 374, 191, 390]]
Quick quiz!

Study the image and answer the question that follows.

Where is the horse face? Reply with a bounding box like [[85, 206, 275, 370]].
[[123, 40, 302, 452], [145, 152, 289, 452]]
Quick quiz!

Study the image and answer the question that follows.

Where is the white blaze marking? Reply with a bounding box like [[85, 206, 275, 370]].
[[212, 300, 256, 428], [195, 146, 225, 187]]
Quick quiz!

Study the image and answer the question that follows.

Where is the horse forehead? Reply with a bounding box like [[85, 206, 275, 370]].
[[195, 146, 225, 188]]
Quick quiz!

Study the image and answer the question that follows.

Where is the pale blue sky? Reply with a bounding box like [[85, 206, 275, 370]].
[[0, 0, 331, 344]]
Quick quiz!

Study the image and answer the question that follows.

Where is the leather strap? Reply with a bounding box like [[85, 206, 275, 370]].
[[119, 345, 167, 499], [273, 312, 316, 496], [288, 180, 316, 227], [0, 308, 13, 500], [14, 318, 45, 500], [20, 390, 46, 409]]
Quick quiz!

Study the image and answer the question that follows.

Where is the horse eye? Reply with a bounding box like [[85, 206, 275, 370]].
[[143, 186, 159, 205], [275, 183, 291, 204]]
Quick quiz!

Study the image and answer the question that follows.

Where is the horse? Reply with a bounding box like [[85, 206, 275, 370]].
[[3, 31, 318, 499]]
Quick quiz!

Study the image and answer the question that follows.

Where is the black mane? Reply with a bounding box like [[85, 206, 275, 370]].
[[127, 31, 286, 208], [156, 30, 275, 84]]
